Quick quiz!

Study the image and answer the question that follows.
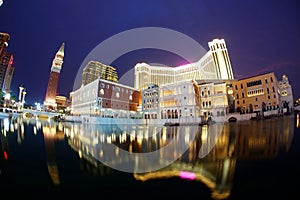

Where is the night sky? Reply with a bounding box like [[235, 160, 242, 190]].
[[0, 0, 299, 105]]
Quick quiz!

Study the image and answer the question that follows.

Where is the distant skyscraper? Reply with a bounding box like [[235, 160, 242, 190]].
[[0, 32, 10, 60], [0, 52, 14, 91], [82, 61, 118, 86], [44, 43, 64, 110]]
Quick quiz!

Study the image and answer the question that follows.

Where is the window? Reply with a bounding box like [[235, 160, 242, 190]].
[[265, 78, 268, 84], [100, 89, 104, 95], [236, 94, 239, 99], [242, 93, 244, 98], [274, 94, 276, 98], [268, 95, 270, 99], [247, 80, 262, 87], [235, 85, 238, 90], [241, 84, 243, 89], [256, 98, 258, 102], [270, 77, 273, 82], [267, 88, 269, 94], [272, 87, 275, 93]]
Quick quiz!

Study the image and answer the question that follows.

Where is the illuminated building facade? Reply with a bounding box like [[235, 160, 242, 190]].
[[142, 84, 159, 119], [55, 95, 67, 112], [71, 78, 142, 117], [0, 52, 14, 91], [231, 72, 280, 113], [0, 32, 9, 60], [44, 43, 65, 110], [82, 61, 118, 86], [278, 74, 294, 110], [159, 80, 201, 123], [197, 81, 229, 118], [134, 38, 234, 90]]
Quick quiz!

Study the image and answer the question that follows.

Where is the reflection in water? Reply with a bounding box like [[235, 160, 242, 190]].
[[42, 123, 64, 186], [0, 115, 295, 199]]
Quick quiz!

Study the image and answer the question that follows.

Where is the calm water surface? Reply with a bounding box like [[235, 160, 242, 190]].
[[0, 114, 299, 199]]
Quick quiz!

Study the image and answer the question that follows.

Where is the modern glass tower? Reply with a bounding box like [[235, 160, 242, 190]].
[[44, 43, 65, 110], [81, 61, 118, 86]]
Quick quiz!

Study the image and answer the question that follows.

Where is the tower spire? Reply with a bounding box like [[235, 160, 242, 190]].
[[44, 42, 65, 110], [58, 42, 65, 56]]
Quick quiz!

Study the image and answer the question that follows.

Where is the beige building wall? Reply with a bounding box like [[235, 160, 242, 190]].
[[232, 72, 280, 113]]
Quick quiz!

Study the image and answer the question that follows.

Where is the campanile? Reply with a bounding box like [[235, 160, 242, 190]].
[[44, 43, 64, 110]]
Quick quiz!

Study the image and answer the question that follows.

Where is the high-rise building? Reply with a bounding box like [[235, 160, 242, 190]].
[[134, 38, 235, 90], [0, 32, 10, 60], [44, 43, 65, 110], [81, 61, 118, 86], [0, 52, 14, 91], [208, 39, 234, 80]]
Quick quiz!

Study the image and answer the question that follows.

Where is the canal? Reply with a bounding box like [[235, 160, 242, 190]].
[[0, 114, 299, 199]]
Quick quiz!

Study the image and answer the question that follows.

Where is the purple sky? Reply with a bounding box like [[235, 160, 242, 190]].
[[0, 0, 299, 105]]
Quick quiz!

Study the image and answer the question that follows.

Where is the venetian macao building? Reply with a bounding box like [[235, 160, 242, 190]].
[[142, 80, 229, 121], [231, 72, 280, 113], [71, 78, 142, 118], [134, 38, 235, 90], [196, 80, 229, 118], [159, 80, 201, 123], [138, 38, 235, 121]]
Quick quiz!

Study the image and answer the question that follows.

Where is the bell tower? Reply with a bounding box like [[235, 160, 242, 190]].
[[44, 43, 65, 110]]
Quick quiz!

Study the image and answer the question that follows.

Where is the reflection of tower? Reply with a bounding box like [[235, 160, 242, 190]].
[[43, 124, 61, 186], [44, 43, 65, 110]]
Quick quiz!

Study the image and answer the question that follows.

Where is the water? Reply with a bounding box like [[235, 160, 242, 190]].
[[0, 114, 299, 199]]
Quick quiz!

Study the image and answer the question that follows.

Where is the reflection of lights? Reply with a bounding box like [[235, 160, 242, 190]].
[[115, 147, 119, 156], [10, 123, 14, 132], [3, 118, 9, 132], [107, 136, 112, 143], [297, 114, 299, 128], [78, 150, 82, 158], [179, 171, 196, 180], [99, 149, 103, 157], [33, 126, 37, 135], [3, 151, 8, 160], [129, 144, 132, 153], [111, 133, 116, 142], [201, 125, 208, 142], [185, 132, 190, 144]]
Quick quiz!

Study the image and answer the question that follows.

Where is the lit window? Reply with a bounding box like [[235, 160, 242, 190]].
[[100, 89, 104, 95]]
